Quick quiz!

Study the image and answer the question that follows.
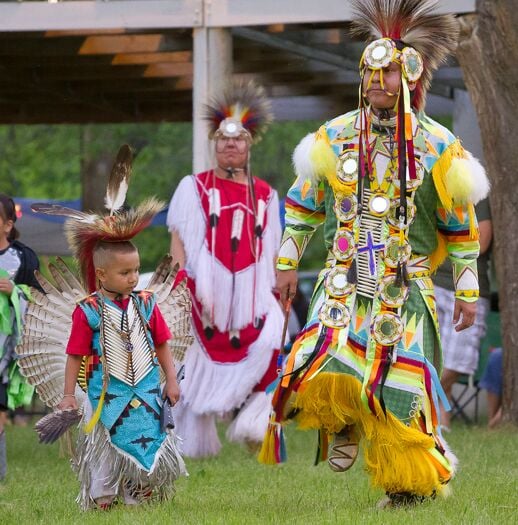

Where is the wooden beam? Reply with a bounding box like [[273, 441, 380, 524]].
[[0, 1, 203, 32], [112, 51, 192, 66], [80, 35, 164, 55], [206, 0, 476, 27], [271, 95, 357, 121], [0, 32, 192, 56], [0, 0, 476, 33], [144, 63, 193, 78], [233, 27, 359, 72]]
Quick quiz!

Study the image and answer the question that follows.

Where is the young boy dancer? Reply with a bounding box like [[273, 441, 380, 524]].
[[16, 146, 190, 509]]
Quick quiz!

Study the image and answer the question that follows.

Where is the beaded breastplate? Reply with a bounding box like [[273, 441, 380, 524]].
[[101, 298, 154, 386]]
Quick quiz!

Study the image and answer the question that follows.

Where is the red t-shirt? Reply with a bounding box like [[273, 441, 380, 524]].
[[66, 297, 171, 356]]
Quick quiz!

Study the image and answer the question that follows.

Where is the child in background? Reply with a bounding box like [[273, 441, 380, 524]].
[[0, 193, 40, 481]]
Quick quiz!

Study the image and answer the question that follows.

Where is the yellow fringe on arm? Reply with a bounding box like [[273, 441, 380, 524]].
[[294, 372, 453, 497], [429, 232, 449, 274], [468, 203, 478, 240]]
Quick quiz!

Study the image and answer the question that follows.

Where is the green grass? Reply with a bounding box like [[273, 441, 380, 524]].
[[0, 422, 516, 524]]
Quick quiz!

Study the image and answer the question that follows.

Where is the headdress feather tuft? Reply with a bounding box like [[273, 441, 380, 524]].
[[33, 147, 164, 292], [350, 0, 459, 109], [104, 144, 133, 215], [204, 80, 273, 142]]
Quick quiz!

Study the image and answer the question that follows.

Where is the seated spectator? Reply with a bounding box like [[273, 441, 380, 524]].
[[434, 198, 492, 431], [479, 347, 503, 428]]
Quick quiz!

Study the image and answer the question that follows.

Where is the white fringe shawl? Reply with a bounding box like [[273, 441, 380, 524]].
[[177, 293, 283, 415], [226, 391, 273, 444], [167, 175, 281, 332]]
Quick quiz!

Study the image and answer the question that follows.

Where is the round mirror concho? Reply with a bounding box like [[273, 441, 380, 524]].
[[393, 162, 424, 192], [372, 312, 404, 346], [324, 266, 355, 299], [387, 201, 416, 228], [383, 236, 411, 268], [337, 152, 359, 185], [319, 299, 351, 329], [368, 193, 391, 217], [333, 228, 355, 262], [334, 193, 358, 223], [401, 47, 424, 82], [379, 275, 409, 309], [363, 38, 397, 70]]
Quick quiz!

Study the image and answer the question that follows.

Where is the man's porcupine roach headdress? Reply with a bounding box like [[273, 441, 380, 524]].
[[204, 80, 273, 143], [350, 0, 459, 111], [32, 145, 163, 293]]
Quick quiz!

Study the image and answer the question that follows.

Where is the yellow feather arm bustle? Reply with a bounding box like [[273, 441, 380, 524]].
[[294, 372, 453, 496], [468, 202, 478, 240], [309, 130, 343, 192], [431, 139, 467, 212], [429, 232, 449, 274]]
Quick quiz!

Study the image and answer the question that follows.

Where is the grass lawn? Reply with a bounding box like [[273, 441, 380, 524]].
[[0, 421, 516, 524]]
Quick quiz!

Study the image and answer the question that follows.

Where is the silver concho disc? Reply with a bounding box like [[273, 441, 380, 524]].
[[372, 312, 404, 346], [319, 300, 351, 329], [337, 152, 358, 184], [324, 266, 355, 299], [368, 194, 390, 217], [383, 236, 411, 268], [334, 193, 358, 223], [333, 228, 355, 262], [363, 38, 396, 69], [378, 275, 410, 309]]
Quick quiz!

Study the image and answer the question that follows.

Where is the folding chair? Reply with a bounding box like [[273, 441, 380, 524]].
[[450, 310, 502, 424]]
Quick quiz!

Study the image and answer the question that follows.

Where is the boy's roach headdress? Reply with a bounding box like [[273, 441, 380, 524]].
[[32, 145, 163, 293], [204, 80, 273, 143], [350, 0, 459, 110]]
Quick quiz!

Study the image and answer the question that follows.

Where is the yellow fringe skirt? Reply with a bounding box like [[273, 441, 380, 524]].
[[293, 372, 454, 497]]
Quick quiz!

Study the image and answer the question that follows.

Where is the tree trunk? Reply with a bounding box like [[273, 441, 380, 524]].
[[457, 1, 518, 424]]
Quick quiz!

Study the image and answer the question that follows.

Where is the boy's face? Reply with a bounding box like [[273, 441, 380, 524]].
[[96, 250, 140, 297]]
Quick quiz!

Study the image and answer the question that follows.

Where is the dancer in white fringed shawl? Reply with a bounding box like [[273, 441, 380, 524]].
[[15, 146, 193, 510], [167, 81, 284, 458]]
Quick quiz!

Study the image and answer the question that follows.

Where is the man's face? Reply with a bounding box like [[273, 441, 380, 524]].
[[215, 135, 250, 169], [362, 61, 402, 110]]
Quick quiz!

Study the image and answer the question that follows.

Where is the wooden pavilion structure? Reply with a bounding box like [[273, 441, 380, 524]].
[[0, 0, 475, 170]]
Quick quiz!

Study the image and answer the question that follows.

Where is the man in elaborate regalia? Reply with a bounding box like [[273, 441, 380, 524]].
[[167, 82, 283, 457], [260, 0, 489, 507]]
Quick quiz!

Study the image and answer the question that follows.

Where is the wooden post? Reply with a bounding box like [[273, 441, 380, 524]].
[[192, 27, 232, 173]]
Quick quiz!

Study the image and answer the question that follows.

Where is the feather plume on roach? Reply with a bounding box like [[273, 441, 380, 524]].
[[203, 80, 273, 143], [105, 144, 133, 215], [349, 0, 459, 110], [32, 145, 164, 292]]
